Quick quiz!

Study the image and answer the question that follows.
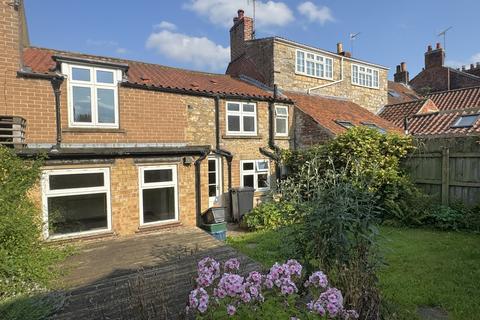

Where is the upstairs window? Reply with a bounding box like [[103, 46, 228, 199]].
[[241, 160, 270, 191], [65, 64, 120, 128], [451, 114, 479, 128], [275, 105, 289, 136], [296, 50, 333, 79], [352, 64, 379, 89], [226, 102, 257, 135]]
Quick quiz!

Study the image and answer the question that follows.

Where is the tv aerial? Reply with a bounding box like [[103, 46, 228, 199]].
[[350, 32, 361, 55], [438, 26, 452, 52]]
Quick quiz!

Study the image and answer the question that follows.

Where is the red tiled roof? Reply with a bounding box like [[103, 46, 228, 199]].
[[379, 86, 480, 136], [22, 47, 286, 101], [426, 86, 480, 110], [286, 91, 401, 135], [408, 109, 480, 137], [387, 81, 421, 105]]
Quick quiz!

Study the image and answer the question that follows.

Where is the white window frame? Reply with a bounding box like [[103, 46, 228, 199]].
[[63, 63, 121, 128], [275, 105, 289, 136], [351, 64, 380, 89], [41, 167, 112, 240], [451, 114, 479, 128], [138, 165, 179, 226], [225, 101, 257, 136], [295, 49, 333, 80], [240, 159, 270, 192]]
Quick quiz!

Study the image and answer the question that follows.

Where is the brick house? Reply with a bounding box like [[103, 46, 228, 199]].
[[1, 1, 296, 240], [1, 2, 400, 241], [407, 43, 480, 94], [378, 86, 480, 137], [226, 10, 389, 114]]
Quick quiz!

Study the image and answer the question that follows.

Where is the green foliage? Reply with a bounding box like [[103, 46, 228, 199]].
[[425, 203, 480, 232], [0, 147, 68, 301], [243, 200, 298, 231], [284, 167, 383, 319]]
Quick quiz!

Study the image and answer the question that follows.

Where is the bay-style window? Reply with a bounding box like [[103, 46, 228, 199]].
[[275, 105, 289, 136], [351, 64, 379, 89], [139, 166, 178, 225], [240, 160, 270, 191], [226, 102, 257, 135], [295, 49, 333, 79], [42, 168, 111, 239], [64, 63, 120, 128]]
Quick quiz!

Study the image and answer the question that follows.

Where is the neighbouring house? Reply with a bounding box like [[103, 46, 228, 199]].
[[226, 10, 389, 114], [1, 1, 295, 240], [387, 62, 421, 105], [379, 86, 480, 137], [408, 43, 480, 94]]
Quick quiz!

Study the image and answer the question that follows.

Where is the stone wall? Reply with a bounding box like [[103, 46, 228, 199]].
[[293, 108, 332, 148], [272, 40, 389, 113]]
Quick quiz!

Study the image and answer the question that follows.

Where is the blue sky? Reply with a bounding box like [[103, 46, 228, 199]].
[[24, 0, 480, 79]]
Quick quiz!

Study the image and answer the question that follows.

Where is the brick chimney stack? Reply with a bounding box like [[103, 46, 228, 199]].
[[424, 42, 445, 69], [230, 9, 254, 61], [336, 42, 352, 58], [394, 62, 409, 84]]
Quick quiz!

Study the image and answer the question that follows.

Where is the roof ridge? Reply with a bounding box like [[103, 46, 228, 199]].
[[26, 46, 234, 79], [426, 84, 480, 96], [384, 98, 428, 108]]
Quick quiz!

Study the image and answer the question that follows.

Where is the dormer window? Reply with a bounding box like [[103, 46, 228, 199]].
[[352, 64, 379, 89], [63, 64, 120, 128], [296, 49, 333, 80], [451, 114, 479, 128]]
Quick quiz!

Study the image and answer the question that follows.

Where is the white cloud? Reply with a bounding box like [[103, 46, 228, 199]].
[[297, 1, 334, 25], [146, 29, 230, 72], [183, 0, 294, 28], [154, 21, 177, 31], [446, 52, 480, 69], [115, 48, 127, 54]]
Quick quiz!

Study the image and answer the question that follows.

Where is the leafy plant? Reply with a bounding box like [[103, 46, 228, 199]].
[[0, 147, 69, 301], [243, 200, 298, 231]]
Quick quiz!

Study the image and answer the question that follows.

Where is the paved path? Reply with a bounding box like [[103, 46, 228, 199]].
[[50, 227, 260, 320]]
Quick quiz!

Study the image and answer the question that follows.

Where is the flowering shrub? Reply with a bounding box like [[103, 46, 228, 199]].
[[186, 257, 358, 319]]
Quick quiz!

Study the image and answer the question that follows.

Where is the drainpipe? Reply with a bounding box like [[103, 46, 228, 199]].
[[307, 56, 344, 94], [260, 84, 282, 180], [50, 76, 64, 151], [195, 150, 209, 226]]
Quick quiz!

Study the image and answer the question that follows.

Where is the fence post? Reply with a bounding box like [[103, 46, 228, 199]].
[[441, 147, 450, 206]]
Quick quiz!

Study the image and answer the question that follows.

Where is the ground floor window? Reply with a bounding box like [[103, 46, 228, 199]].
[[139, 165, 178, 225], [240, 160, 270, 191], [42, 168, 111, 238]]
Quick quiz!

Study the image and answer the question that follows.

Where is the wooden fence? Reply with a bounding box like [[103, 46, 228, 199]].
[[403, 136, 480, 207]]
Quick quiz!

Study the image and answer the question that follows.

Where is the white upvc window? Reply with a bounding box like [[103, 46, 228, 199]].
[[63, 63, 121, 128], [226, 101, 257, 135], [275, 105, 289, 136], [351, 64, 379, 89], [240, 160, 270, 191], [138, 165, 179, 226], [41, 168, 111, 239], [295, 49, 333, 80]]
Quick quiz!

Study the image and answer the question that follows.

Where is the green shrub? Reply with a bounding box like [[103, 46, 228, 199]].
[[0, 147, 68, 300], [275, 158, 383, 319], [243, 200, 298, 231]]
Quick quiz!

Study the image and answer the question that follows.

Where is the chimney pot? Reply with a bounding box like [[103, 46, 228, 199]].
[[400, 62, 407, 72], [477, 62, 480, 68], [461, 65, 466, 71], [436, 42, 441, 49], [427, 45, 432, 51], [470, 63, 475, 70], [238, 9, 244, 18], [396, 65, 401, 73], [336, 42, 343, 54]]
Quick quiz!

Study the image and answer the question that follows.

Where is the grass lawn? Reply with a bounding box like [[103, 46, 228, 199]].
[[227, 227, 480, 320]]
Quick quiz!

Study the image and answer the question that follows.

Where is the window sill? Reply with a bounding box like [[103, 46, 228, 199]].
[[63, 127, 126, 134], [294, 71, 334, 81], [351, 83, 380, 90], [274, 135, 290, 140], [45, 230, 116, 243], [222, 134, 263, 140], [136, 221, 182, 233]]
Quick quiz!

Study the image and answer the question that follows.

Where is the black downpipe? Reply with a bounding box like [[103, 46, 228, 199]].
[[195, 151, 209, 226], [51, 76, 64, 150], [265, 84, 281, 180]]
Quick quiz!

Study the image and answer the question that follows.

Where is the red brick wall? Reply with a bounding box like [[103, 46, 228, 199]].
[[294, 108, 332, 148]]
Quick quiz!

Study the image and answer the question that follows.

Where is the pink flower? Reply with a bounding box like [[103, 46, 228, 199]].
[[224, 258, 240, 272], [227, 304, 236, 316]]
